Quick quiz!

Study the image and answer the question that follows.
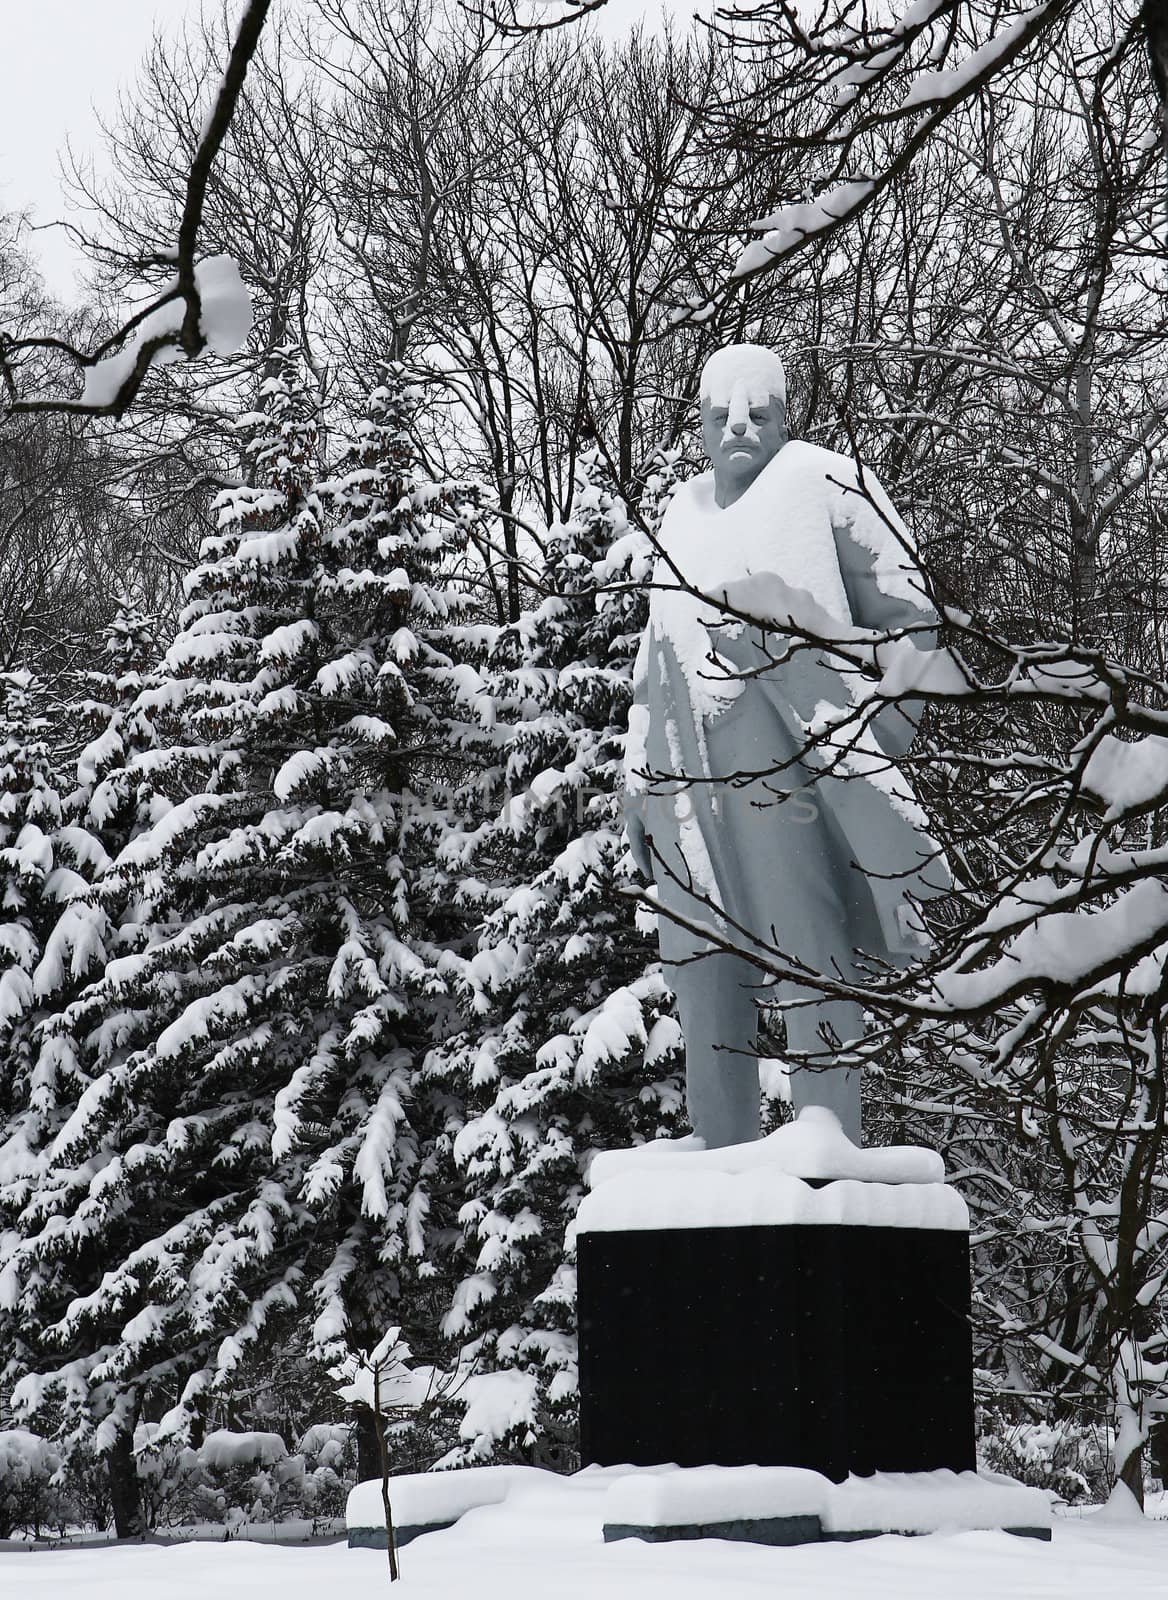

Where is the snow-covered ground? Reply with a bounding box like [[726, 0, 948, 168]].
[[4, 1480, 1167, 1600]]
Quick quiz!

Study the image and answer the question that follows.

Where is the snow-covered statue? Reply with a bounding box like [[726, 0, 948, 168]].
[[622, 344, 937, 1149]]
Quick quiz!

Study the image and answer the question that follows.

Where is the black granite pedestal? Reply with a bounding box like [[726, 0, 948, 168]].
[[576, 1220, 975, 1478]]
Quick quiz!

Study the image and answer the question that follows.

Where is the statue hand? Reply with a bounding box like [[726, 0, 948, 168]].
[[626, 812, 656, 883]]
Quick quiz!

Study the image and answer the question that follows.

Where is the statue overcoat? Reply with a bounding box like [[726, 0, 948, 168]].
[[623, 440, 940, 977]]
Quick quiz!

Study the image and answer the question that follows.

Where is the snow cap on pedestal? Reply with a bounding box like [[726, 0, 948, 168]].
[[588, 1107, 945, 1188], [575, 1108, 965, 1235]]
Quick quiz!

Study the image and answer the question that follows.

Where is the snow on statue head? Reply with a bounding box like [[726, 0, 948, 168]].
[[699, 344, 789, 509], [700, 343, 787, 410]]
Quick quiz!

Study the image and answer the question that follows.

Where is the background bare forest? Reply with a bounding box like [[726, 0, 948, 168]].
[[2, 0, 1168, 1536]]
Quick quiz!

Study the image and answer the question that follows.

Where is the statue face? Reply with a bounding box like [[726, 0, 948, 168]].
[[701, 390, 789, 507]]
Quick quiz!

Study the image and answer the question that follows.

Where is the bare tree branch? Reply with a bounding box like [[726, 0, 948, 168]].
[[0, 0, 271, 419]]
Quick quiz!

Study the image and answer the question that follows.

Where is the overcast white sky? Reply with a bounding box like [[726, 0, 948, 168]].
[[0, 1, 172, 300], [0, 0, 698, 305]]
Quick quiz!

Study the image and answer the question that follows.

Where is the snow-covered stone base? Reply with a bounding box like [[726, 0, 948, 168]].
[[346, 1464, 1051, 1551], [577, 1215, 974, 1475], [576, 1112, 975, 1478], [347, 1465, 550, 1547], [604, 1466, 1050, 1544]]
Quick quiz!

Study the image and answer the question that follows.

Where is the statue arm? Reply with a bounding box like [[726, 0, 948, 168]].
[[831, 492, 937, 759], [622, 630, 655, 881]]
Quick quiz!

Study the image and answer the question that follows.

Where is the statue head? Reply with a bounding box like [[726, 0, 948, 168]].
[[700, 344, 789, 508]]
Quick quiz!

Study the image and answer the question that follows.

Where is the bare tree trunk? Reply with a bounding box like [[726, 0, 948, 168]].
[[1118, 1439, 1146, 1510], [1151, 1417, 1168, 1485], [356, 1406, 382, 1482], [1069, 354, 1098, 640], [372, 1372, 399, 1583], [107, 1428, 146, 1539]]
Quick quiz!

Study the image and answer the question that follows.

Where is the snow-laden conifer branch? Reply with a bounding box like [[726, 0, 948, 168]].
[[0, 0, 271, 418]]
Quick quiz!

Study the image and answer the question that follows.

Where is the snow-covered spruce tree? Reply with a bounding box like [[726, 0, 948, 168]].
[[0, 654, 143, 1253], [68, 600, 162, 864], [0, 673, 71, 1148], [300, 371, 501, 1467], [428, 451, 684, 1465], [0, 361, 493, 1520], [0, 609, 162, 1229], [0, 616, 167, 1532]]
